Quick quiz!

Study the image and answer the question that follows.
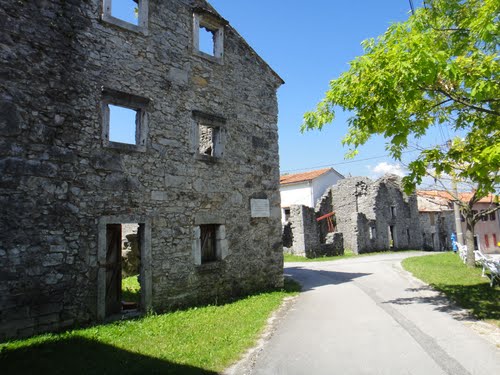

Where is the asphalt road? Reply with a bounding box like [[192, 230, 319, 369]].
[[227, 252, 500, 375]]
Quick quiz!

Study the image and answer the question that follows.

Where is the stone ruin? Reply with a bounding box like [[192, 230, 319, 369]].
[[0, 0, 284, 340], [283, 174, 422, 256], [283, 205, 344, 258]]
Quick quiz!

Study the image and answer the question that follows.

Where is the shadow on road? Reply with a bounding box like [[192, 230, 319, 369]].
[[284, 266, 371, 292], [383, 284, 500, 321]]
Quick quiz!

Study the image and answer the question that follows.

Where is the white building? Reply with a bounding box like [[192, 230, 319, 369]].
[[280, 168, 344, 222]]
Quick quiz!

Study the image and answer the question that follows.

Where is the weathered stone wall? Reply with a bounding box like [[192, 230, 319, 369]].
[[0, 0, 283, 340], [283, 205, 320, 257], [419, 211, 455, 251], [331, 175, 422, 254]]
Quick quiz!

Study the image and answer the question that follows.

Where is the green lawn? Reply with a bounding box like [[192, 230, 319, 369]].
[[284, 249, 420, 262], [402, 253, 500, 326], [0, 279, 300, 375], [122, 274, 140, 303]]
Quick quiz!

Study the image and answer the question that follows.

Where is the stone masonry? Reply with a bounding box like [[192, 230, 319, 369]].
[[0, 0, 284, 340], [330, 175, 422, 254], [283, 204, 344, 258]]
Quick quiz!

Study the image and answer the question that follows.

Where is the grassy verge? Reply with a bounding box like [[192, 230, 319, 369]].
[[402, 253, 500, 326], [284, 249, 420, 263], [0, 279, 301, 375], [122, 274, 140, 303]]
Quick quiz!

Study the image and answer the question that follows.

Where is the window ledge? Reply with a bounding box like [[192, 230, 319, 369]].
[[193, 50, 223, 65], [101, 14, 149, 36], [105, 141, 146, 153], [195, 154, 223, 163]]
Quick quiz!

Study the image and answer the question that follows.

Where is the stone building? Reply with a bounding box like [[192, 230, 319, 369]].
[[329, 175, 422, 254], [417, 191, 455, 251], [0, 0, 284, 340]]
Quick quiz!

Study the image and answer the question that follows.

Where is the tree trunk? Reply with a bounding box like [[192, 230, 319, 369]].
[[465, 218, 475, 268]]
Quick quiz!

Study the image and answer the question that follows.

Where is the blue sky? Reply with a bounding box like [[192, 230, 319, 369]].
[[111, 1, 457, 184]]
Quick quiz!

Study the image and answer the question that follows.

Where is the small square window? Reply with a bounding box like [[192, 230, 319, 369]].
[[193, 12, 224, 62], [200, 224, 218, 263], [481, 210, 488, 221], [109, 104, 138, 145], [102, 89, 149, 152], [193, 224, 228, 265], [199, 124, 219, 157], [192, 111, 226, 161], [102, 0, 148, 34], [199, 26, 216, 56]]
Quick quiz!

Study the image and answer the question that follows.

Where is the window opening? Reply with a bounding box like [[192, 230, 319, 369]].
[[199, 26, 215, 56], [388, 225, 395, 248], [493, 233, 497, 246], [429, 212, 435, 225], [284, 208, 291, 222], [481, 210, 488, 221], [406, 228, 410, 244], [490, 212, 496, 221], [105, 223, 143, 317], [390, 206, 396, 219], [369, 226, 376, 240], [200, 224, 218, 263], [484, 234, 490, 248], [431, 233, 435, 248], [109, 104, 138, 145], [199, 125, 217, 156], [111, 0, 139, 25]]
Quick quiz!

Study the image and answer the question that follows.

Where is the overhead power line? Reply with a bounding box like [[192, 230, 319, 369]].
[[281, 150, 419, 173]]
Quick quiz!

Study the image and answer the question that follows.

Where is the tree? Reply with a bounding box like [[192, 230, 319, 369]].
[[302, 0, 499, 266]]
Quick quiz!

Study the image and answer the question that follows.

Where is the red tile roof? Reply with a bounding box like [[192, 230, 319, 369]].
[[417, 190, 499, 204], [280, 168, 333, 185]]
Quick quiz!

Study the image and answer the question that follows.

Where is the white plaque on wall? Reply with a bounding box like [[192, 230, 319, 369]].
[[251, 199, 270, 218]]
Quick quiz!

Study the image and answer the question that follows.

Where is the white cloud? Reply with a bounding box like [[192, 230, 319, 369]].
[[370, 162, 407, 178]]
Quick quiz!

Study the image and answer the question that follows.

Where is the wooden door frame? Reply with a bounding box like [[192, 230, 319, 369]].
[[97, 215, 152, 321]]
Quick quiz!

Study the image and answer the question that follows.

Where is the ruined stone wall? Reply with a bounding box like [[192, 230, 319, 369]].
[[331, 175, 422, 254], [283, 205, 320, 257], [419, 211, 454, 251], [0, 0, 283, 340]]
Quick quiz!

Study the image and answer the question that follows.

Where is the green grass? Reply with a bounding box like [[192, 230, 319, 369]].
[[284, 249, 420, 262], [122, 274, 140, 303], [402, 253, 500, 326], [0, 279, 301, 375]]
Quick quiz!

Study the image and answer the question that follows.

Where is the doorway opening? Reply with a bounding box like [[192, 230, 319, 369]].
[[105, 222, 144, 317], [388, 225, 396, 249]]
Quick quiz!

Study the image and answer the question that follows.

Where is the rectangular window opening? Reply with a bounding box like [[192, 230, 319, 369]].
[[484, 234, 490, 248], [481, 210, 488, 221], [111, 0, 139, 26], [198, 124, 219, 157], [284, 208, 291, 222], [490, 212, 496, 221], [370, 226, 376, 240], [109, 104, 138, 145], [390, 206, 396, 219], [199, 26, 215, 56], [200, 224, 218, 264]]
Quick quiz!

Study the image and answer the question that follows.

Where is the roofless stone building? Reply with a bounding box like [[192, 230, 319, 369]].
[[0, 0, 284, 339]]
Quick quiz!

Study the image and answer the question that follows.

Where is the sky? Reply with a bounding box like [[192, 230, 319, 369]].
[[111, 0, 458, 185]]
